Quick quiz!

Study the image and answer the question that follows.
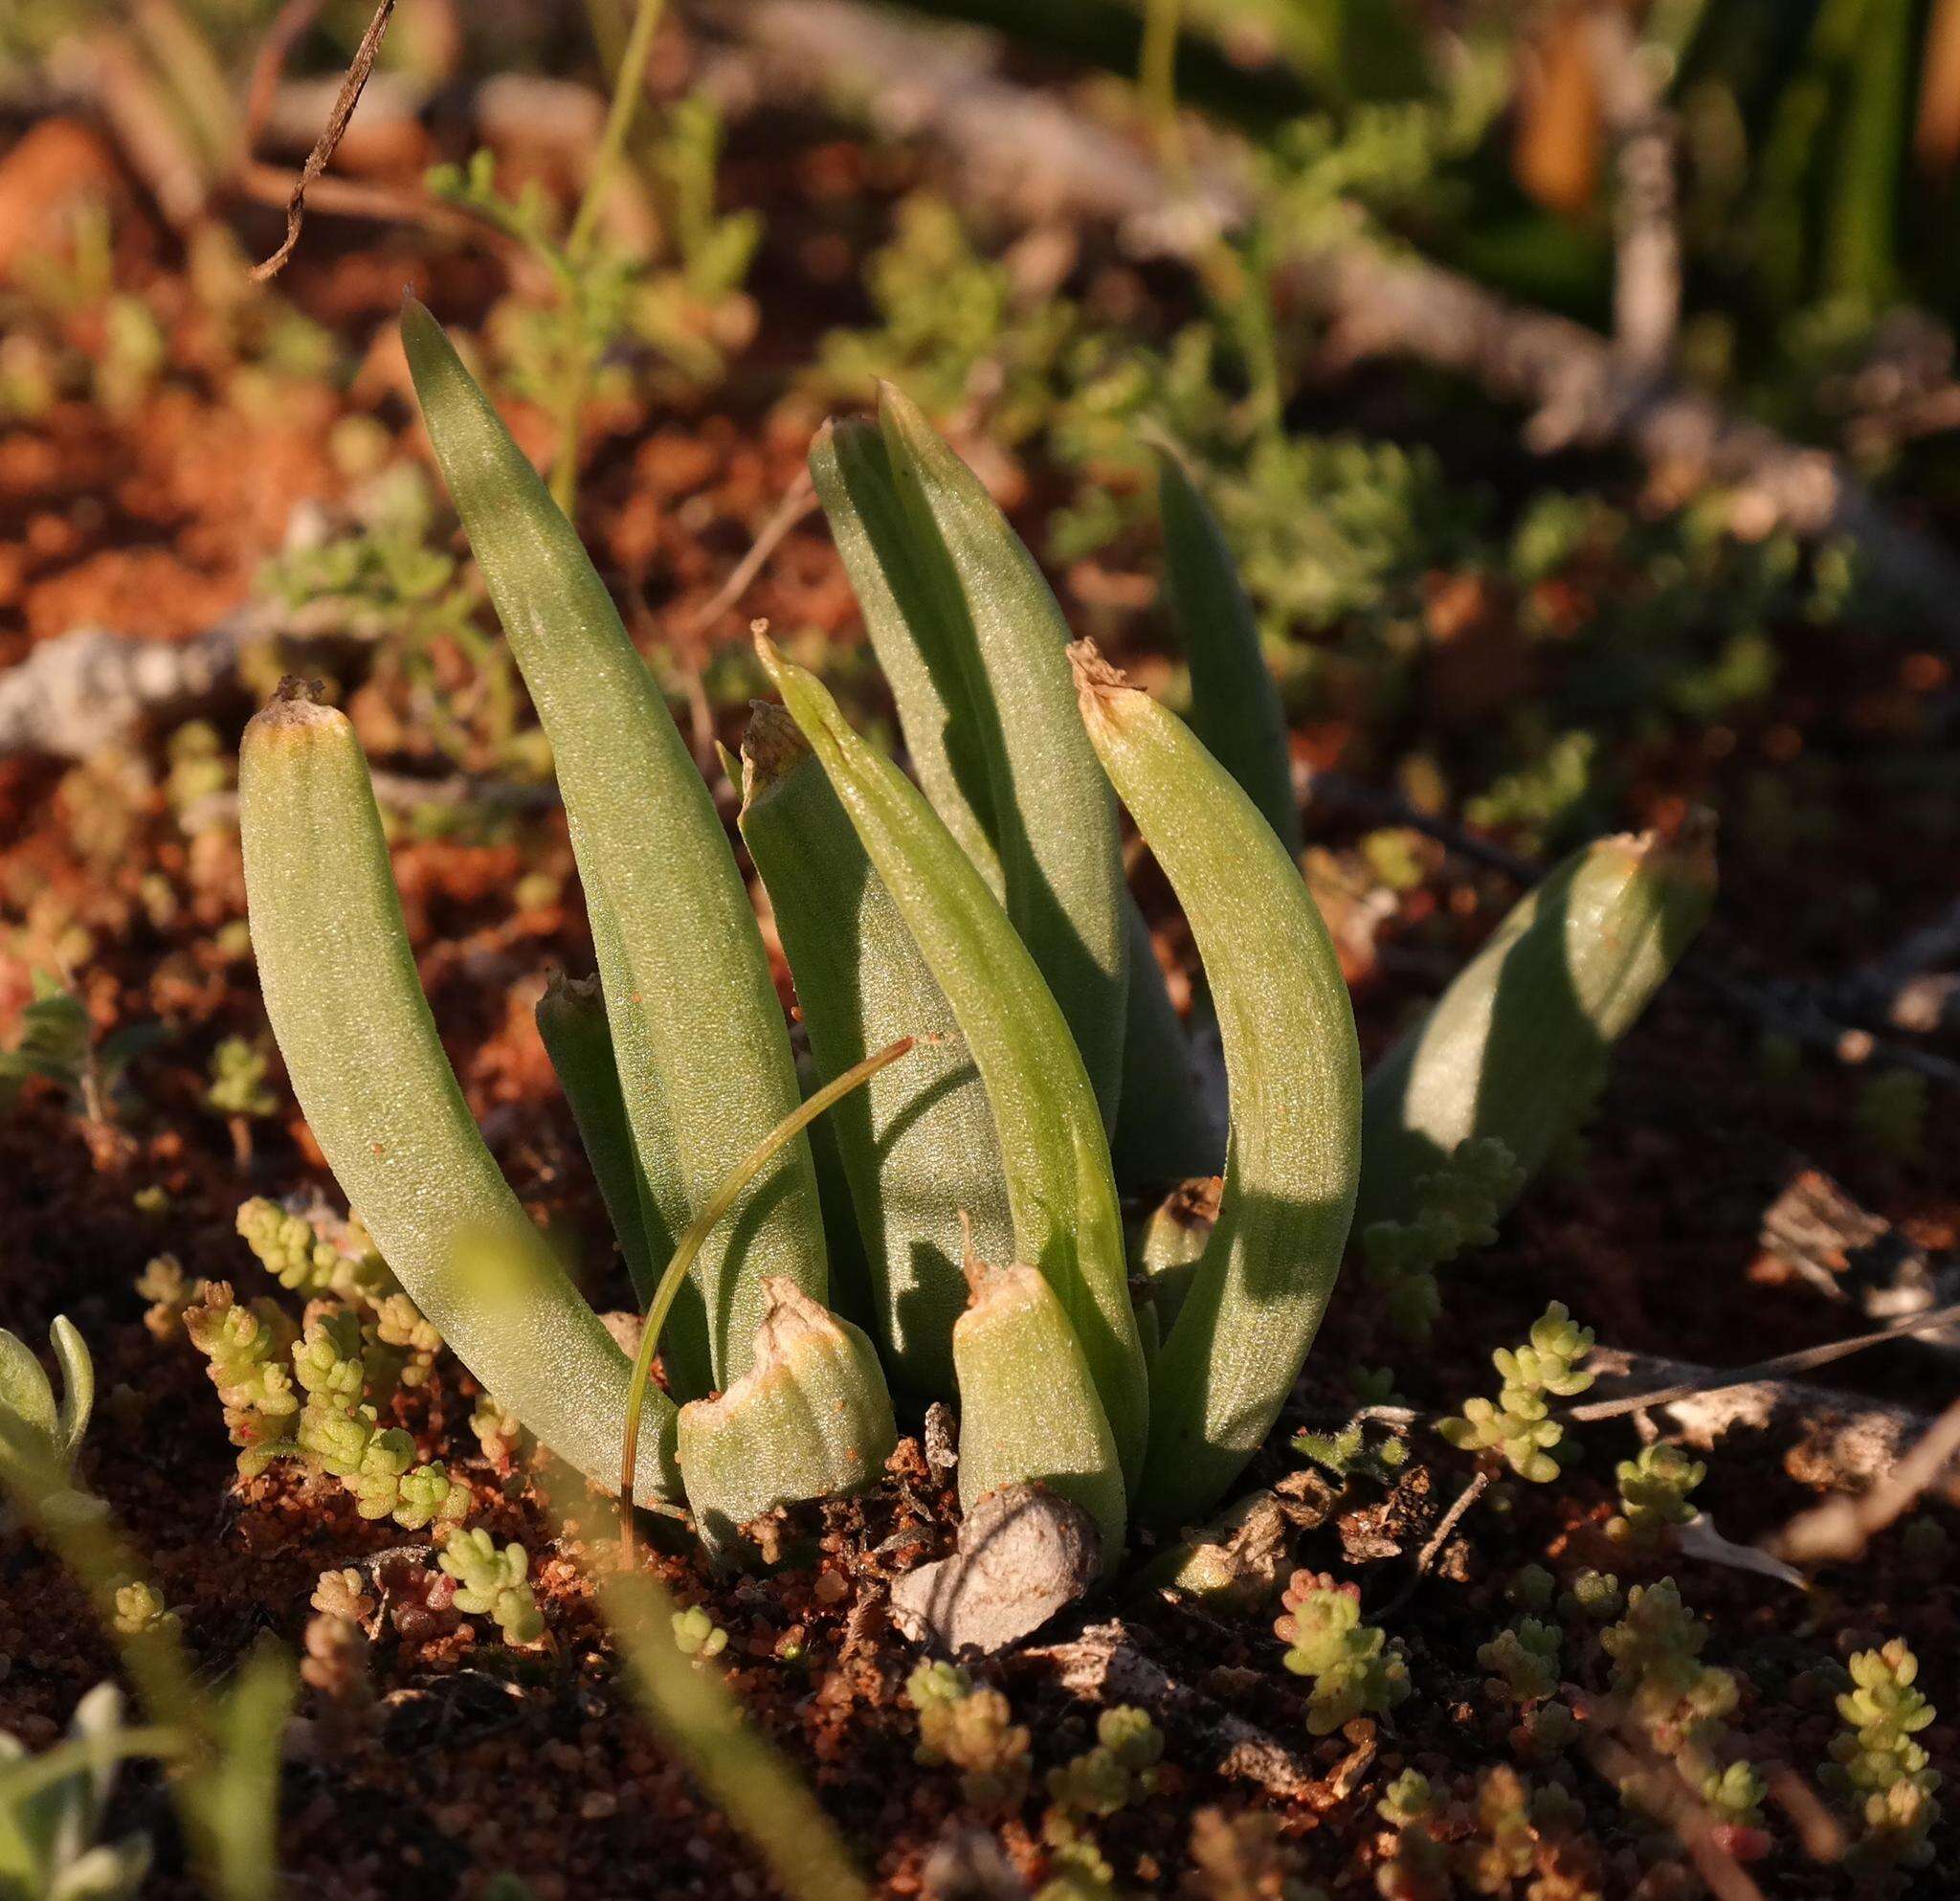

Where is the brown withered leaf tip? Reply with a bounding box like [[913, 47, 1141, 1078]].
[[542, 969, 603, 1008], [254, 676, 336, 732], [955, 1209, 1018, 1304], [1066, 637, 1129, 696], [1067, 638, 1138, 739], [740, 701, 813, 798]]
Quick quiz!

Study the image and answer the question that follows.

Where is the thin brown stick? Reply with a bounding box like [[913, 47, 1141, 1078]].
[[249, 0, 396, 281], [234, 160, 480, 246], [1583, 1343, 1957, 1504], [1822, 891, 1960, 1035], [680, 471, 817, 639], [1574, 1307, 1960, 1426], [1303, 769, 1541, 881], [1375, 1466, 1490, 1615], [1307, 768, 1960, 1087], [1682, 960, 1960, 1089], [1565, 1302, 1960, 1423], [1767, 1395, 1960, 1564], [1590, 5, 1680, 377], [707, 0, 1960, 637], [1024, 1621, 1318, 1800]]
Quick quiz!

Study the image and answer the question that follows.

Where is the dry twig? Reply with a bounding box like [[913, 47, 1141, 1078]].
[[1023, 1621, 1319, 1800], [1820, 893, 1960, 1036], [680, 471, 817, 640], [243, 0, 330, 150], [1766, 1396, 1960, 1564], [1567, 1303, 1960, 1424], [1307, 769, 1960, 1088], [1590, 6, 1680, 378], [1579, 1344, 1959, 1507], [249, 0, 396, 281]]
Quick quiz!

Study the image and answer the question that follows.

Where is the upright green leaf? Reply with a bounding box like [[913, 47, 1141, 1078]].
[[615, 1036, 918, 1555], [535, 972, 664, 1308], [1356, 822, 1716, 1229], [1824, 0, 1912, 305], [1155, 444, 1303, 859], [182, 1644, 295, 1901], [740, 704, 1013, 1399], [1075, 645, 1361, 1529], [756, 637, 1147, 1488], [239, 682, 679, 1502], [823, 387, 1130, 1123], [1111, 902, 1225, 1189], [811, 419, 1000, 881], [403, 299, 824, 1395], [813, 398, 1214, 1183]]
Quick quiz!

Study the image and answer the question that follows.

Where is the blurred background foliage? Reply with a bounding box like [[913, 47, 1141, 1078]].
[[6, 0, 1959, 874]]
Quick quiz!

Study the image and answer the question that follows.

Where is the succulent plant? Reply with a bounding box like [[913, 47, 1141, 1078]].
[[1274, 1571, 1411, 1735], [1479, 1618, 1562, 1707], [1607, 1442, 1705, 1549], [0, 1685, 152, 1901], [1045, 1707, 1165, 1819], [0, 1317, 100, 1532], [1439, 1303, 1595, 1483], [234, 299, 1712, 1579], [907, 1662, 1032, 1812], [1824, 1640, 1942, 1869], [437, 1530, 544, 1646]]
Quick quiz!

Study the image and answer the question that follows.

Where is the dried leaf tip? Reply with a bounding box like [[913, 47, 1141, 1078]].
[[747, 1276, 845, 1373], [681, 1282, 851, 1422], [1611, 806, 1720, 888], [1067, 638, 1137, 732], [249, 676, 339, 736], [956, 1210, 1013, 1303], [540, 968, 602, 1010], [739, 702, 813, 808]]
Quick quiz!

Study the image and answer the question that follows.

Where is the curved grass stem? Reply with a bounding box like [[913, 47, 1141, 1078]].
[[619, 1036, 918, 1564], [554, 0, 667, 511], [0, 1725, 190, 1807]]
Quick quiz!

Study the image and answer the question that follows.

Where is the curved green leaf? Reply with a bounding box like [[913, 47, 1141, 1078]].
[[1356, 822, 1716, 1229], [1155, 444, 1302, 859], [535, 972, 665, 1308], [239, 682, 679, 1502], [740, 704, 1013, 1400], [756, 637, 1147, 1488], [1075, 645, 1360, 1529], [403, 298, 824, 1393]]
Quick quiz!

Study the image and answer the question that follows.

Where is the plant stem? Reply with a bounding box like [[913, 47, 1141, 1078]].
[[548, 339, 592, 518], [1139, 0, 1187, 183], [1074, 642, 1360, 1527], [759, 638, 1149, 1489], [0, 1725, 189, 1807], [568, 0, 666, 263], [550, 0, 668, 512], [241, 677, 674, 1501], [739, 703, 1010, 1398], [619, 1036, 917, 1565], [407, 301, 828, 1399]]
